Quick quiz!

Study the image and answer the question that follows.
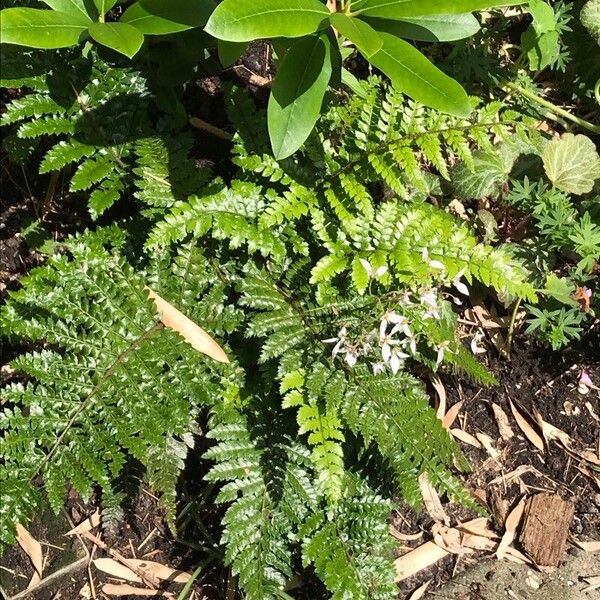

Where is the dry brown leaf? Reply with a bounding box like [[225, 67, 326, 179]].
[[502, 546, 532, 565], [533, 409, 573, 448], [450, 428, 482, 448], [461, 533, 496, 551], [102, 583, 174, 597], [146, 288, 229, 363], [66, 510, 101, 536], [16, 524, 43, 588], [442, 401, 464, 430], [418, 472, 448, 525], [456, 517, 498, 539], [496, 498, 525, 560], [430, 374, 446, 420], [394, 542, 448, 582], [572, 539, 600, 553], [432, 524, 472, 555], [389, 525, 423, 542], [509, 400, 544, 452], [125, 559, 191, 584], [492, 403, 514, 440], [475, 432, 500, 459], [407, 580, 431, 600], [582, 575, 600, 592], [93, 558, 142, 583]]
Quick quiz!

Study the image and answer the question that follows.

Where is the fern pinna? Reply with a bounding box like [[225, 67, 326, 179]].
[[2, 79, 537, 598]]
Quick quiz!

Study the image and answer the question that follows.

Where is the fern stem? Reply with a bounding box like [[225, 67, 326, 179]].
[[29, 321, 165, 484], [189, 117, 233, 141], [505, 83, 600, 135]]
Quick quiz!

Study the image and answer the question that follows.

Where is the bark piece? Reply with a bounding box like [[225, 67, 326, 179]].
[[518, 493, 574, 567]]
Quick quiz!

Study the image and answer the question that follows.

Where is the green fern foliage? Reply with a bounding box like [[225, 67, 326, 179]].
[[0, 235, 227, 547]]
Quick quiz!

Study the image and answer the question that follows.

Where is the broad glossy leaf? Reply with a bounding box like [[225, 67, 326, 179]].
[[88, 21, 144, 58], [93, 0, 120, 16], [354, 0, 524, 19], [204, 0, 329, 42], [365, 14, 480, 41], [268, 34, 333, 159], [0, 8, 89, 48], [41, 1, 93, 21], [542, 133, 600, 195], [122, 0, 214, 35], [329, 13, 382, 57], [368, 32, 471, 116]]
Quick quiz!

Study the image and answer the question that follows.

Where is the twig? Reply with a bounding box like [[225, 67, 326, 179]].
[[189, 117, 233, 141]]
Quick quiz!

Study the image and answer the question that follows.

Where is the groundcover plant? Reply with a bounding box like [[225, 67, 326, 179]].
[[0, 0, 598, 598]]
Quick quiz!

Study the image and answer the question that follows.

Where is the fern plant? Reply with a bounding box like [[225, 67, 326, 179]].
[[2, 78, 538, 598]]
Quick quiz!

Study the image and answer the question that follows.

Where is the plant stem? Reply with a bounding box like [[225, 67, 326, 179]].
[[506, 83, 600, 135]]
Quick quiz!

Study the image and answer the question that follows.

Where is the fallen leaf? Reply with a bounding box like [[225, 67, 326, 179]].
[[125, 559, 191, 584], [431, 374, 446, 420], [502, 546, 532, 565], [571, 538, 600, 553], [394, 542, 448, 582], [456, 517, 498, 539], [102, 583, 174, 597], [16, 524, 43, 588], [475, 432, 500, 459], [146, 288, 229, 363], [509, 400, 544, 452], [492, 403, 514, 440], [407, 579, 431, 600], [66, 510, 101, 536], [496, 497, 525, 560], [418, 472, 448, 525], [461, 533, 496, 551], [442, 401, 464, 430], [450, 428, 482, 447], [432, 523, 472, 555], [94, 558, 142, 583], [533, 409, 573, 448], [389, 525, 423, 542]]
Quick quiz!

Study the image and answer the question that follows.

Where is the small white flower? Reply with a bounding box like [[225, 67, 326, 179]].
[[434, 341, 450, 367], [453, 268, 469, 296], [322, 326, 348, 359], [419, 288, 440, 320], [380, 334, 398, 362], [345, 347, 359, 367], [372, 362, 386, 375], [360, 258, 388, 279], [379, 310, 405, 339], [401, 333, 418, 355], [362, 331, 378, 354], [389, 315, 412, 338], [389, 347, 410, 375]]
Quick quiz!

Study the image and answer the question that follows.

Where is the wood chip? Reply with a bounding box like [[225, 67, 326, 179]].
[[518, 493, 574, 567], [146, 288, 229, 363], [16, 524, 43, 588], [492, 403, 514, 440], [442, 401, 464, 430], [102, 583, 174, 597], [394, 542, 448, 582], [418, 472, 448, 525], [407, 580, 431, 600], [509, 400, 544, 452], [65, 510, 101, 536], [496, 497, 525, 560]]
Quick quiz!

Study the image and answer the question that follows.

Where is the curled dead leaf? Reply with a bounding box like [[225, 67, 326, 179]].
[[418, 472, 448, 525], [571, 538, 600, 553], [102, 583, 174, 597], [450, 428, 482, 448], [394, 542, 448, 582], [389, 525, 423, 542], [492, 403, 514, 440], [94, 558, 141, 583], [475, 432, 500, 459], [16, 524, 43, 588], [65, 510, 101, 536], [146, 288, 229, 363], [442, 401, 464, 430]]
